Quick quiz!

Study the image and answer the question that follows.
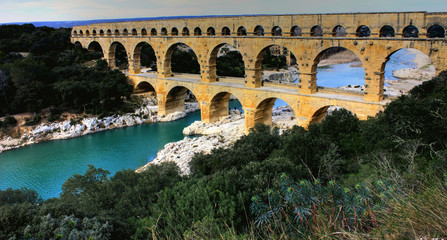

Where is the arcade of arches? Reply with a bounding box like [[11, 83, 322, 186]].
[[72, 12, 447, 133]]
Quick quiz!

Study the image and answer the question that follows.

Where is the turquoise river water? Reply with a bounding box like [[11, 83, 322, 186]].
[[0, 49, 419, 199]]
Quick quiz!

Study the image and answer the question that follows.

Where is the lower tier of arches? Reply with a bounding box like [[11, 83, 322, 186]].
[[129, 75, 387, 133]]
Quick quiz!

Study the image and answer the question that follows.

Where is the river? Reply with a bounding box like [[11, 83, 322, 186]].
[[0, 49, 420, 199]]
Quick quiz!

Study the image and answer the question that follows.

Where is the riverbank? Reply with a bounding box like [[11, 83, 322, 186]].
[[137, 106, 296, 175], [0, 101, 200, 154]]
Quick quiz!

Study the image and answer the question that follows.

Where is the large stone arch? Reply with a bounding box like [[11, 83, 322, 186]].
[[159, 85, 200, 116], [203, 42, 246, 83], [305, 102, 374, 126], [132, 41, 158, 74], [134, 81, 157, 96], [312, 46, 365, 90], [74, 41, 82, 48], [250, 43, 295, 88], [108, 41, 129, 69], [160, 42, 201, 78], [252, 97, 297, 127], [87, 41, 105, 57], [202, 91, 245, 123]]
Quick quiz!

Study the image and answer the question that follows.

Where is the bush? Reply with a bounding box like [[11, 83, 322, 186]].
[[3, 116, 17, 125], [24, 115, 41, 126]]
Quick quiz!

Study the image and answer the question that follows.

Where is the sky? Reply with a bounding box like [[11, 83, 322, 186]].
[[1, 0, 447, 24]]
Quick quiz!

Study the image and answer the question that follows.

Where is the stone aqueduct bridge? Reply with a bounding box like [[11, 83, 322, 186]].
[[72, 12, 447, 132]]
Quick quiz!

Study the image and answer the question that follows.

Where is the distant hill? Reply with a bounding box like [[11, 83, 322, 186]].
[[1, 15, 254, 28]]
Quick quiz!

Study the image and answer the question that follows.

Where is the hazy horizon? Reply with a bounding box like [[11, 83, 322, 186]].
[[1, 0, 447, 24]]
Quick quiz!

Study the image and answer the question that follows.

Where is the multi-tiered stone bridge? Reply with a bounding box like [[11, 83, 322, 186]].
[[71, 11, 447, 132]]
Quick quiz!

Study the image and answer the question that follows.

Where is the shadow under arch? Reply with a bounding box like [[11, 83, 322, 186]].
[[209, 43, 246, 79], [312, 46, 365, 90], [133, 41, 157, 73], [164, 42, 200, 75], [74, 41, 82, 48], [109, 41, 128, 70], [162, 86, 200, 116], [87, 41, 104, 57], [309, 105, 355, 125], [254, 97, 296, 127], [207, 91, 245, 122], [134, 81, 156, 96]]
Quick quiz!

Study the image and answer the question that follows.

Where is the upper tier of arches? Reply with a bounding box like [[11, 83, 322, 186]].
[[73, 24, 446, 39]]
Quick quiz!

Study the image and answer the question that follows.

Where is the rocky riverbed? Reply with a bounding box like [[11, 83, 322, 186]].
[[0, 102, 199, 154], [136, 106, 296, 175]]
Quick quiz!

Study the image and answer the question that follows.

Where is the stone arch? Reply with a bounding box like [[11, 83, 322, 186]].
[[403, 25, 419, 38], [194, 27, 202, 36], [427, 24, 445, 38], [356, 25, 371, 37], [74, 41, 82, 48], [254, 97, 296, 127], [206, 91, 245, 122], [133, 41, 157, 73], [134, 81, 156, 95], [250, 44, 296, 88], [254, 44, 294, 70], [86, 30, 90, 36], [290, 26, 302, 36], [254, 25, 264, 36], [312, 46, 365, 89], [72, 30, 78, 36], [107, 29, 112, 36], [79, 30, 84, 36], [209, 43, 246, 78], [182, 27, 190, 36], [237, 26, 247, 36], [161, 27, 168, 36], [171, 27, 179, 36], [114, 29, 120, 36], [381, 47, 435, 83], [161, 86, 200, 116], [380, 25, 395, 37], [141, 28, 147, 36], [308, 105, 357, 124], [151, 28, 157, 36], [311, 25, 323, 37], [207, 27, 215, 36], [108, 41, 128, 70], [132, 28, 137, 36], [163, 42, 200, 76], [272, 26, 282, 36], [92, 30, 97, 36], [87, 41, 104, 57], [99, 29, 104, 36], [332, 25, 347, 37], [123, 29, 129, 36], [222, 26, 231, 36]]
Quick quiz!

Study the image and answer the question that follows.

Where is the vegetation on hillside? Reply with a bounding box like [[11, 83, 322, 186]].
[[1, 70, 447, 239], [0, 24, 133, 117]]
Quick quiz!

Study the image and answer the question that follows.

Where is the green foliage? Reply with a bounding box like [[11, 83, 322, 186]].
[[171, 48, 200, 74], [216, 51, 245, 77], [250, 174, 399, 238], [0, 24, 133, 115], [24, 115, 41, 126], [261, 48, 287, 70], [0, 188, 42, 206]]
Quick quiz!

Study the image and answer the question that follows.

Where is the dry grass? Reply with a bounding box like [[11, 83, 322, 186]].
[[372, 184, 447, 239]]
